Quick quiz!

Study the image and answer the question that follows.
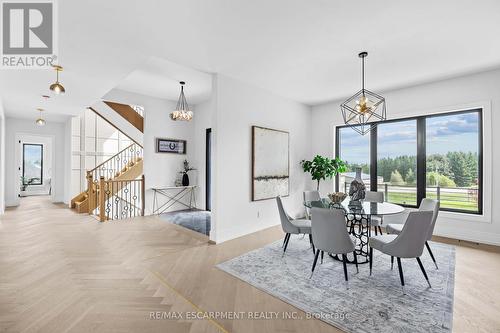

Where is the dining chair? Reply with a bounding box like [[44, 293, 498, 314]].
[[310, 207, 358, 289], [386, 198, 440, 269], [369, 210, 434, 294], [276, 196, 315, 255], [303, 191, 321, 219], [364, 191, 384, 235]]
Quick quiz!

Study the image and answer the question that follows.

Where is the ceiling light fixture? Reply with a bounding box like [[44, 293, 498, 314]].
[[49, 65, 66, 94], [170, 81, 193, 121], [35, 108, 46, 126], [340, 52, 386, 135]]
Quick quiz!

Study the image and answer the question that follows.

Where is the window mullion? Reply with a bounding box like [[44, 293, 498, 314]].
[[370, 125, 378, 192], [416, 117, 426, 205]]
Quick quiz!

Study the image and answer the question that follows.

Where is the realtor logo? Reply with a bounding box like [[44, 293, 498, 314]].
[[1, 0, 57, 68]]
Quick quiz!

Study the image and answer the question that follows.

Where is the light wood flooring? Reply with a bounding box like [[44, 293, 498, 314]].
[[0, 196, 499, 333]]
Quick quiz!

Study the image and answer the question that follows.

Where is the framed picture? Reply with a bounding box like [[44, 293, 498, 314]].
[[252, 126, 289, 201], [156, 138, 186, 154]]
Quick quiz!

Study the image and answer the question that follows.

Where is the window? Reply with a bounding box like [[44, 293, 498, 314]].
[[336, 109, 482, 214], [377, 120, 417, 206], [337, 126, 370, 193], [426, 112, 481, 212], [23, 144, 43, 185]]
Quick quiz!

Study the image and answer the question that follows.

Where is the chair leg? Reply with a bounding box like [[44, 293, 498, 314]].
[[369, 247, 373, 276], [396, 257, 405, 295], [416, 257, 432, 288], [283, 234, 291, 254], [391, 256, 394, 270], [374, 226, 378, 236], [309, 234, 315, 255], [425, 241, 438, 269], [282, 233, 290, 248], [310, 249, 320, 278], [378, 226, 383, 235], [320, 251, 324, 264], [353, 251, 359, 273], [342, 254, 349, 289]]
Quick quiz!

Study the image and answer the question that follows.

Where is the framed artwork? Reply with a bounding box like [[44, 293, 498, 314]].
[[252, 126, 289, 201], [156, 138, 186, 154]]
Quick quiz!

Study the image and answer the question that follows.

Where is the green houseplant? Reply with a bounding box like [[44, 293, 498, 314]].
[[300, 155, 346, 191]]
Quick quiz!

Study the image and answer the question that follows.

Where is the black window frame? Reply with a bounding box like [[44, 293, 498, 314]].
[[335, 108, 483, 215], [22, 143, 44, 186]]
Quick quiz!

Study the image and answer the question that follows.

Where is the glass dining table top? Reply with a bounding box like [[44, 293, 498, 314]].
[[304, 198, 405, 216]]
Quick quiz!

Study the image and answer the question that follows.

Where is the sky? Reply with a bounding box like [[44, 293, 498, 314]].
[[339, 112, 479, 164]]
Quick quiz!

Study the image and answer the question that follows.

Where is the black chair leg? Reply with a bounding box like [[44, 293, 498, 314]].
[[283, 234, 291, 253], [342, 254, 349, 289], [416, 257, 432, 288], [310, 249, 320, 278], [309, 234, 315, 255], [369, 247, 373, 276], [374, 226, 378, 236], [396, 257, 405, 294], [353, 251, 359, 273], [320, 250, 324, 264], [391, 256, 394, 270], [425, 241, 438, 269], [282, 233, 290, 248], [378, 226, 383, 235]]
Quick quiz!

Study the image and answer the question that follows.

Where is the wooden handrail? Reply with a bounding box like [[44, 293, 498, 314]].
[[88, 143, 138, 176]]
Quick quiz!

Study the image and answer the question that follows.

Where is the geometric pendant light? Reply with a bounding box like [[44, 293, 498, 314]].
[[340, 52, 386, 135], [49, 65, 66, 94], [170, 81, 193, 121]]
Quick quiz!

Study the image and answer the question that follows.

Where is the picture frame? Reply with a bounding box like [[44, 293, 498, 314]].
[[156, 138, 187, 154]]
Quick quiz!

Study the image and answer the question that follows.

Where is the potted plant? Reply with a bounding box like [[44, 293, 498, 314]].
[[20, 176, 28, 192], [180, 159, 196, 186], [300, 155, 346, 191]]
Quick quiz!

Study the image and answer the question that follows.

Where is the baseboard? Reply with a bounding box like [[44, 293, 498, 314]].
[[434, 227, 500, 246]]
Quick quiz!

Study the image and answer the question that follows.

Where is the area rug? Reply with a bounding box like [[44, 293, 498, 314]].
[[160, 209, 211, 235], [217, 235, 454, 333]]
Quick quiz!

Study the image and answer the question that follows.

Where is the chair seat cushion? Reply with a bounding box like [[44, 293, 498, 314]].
[[386, 223, 403, 235], [291, 219, 311, 234], [369, 234, 397, 251]]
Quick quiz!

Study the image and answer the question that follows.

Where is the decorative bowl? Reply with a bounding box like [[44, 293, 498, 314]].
[[328, 192, 347, 204]]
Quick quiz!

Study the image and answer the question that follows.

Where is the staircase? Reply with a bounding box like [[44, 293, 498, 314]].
[[70, 143, 145, 221]]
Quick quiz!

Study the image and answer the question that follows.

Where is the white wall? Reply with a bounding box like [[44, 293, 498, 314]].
[[0, 98, 5, 213], [103, 89, 198, 214], [311, 69, 500, 245], [5, 117, 67, 206], [212, 74, 312, 243]]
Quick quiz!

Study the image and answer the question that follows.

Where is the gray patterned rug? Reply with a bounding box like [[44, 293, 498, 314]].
[[217, 235, 455, 333]]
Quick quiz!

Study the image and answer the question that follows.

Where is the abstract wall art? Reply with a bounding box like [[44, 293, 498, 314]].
[[252, 126, 289, 201]]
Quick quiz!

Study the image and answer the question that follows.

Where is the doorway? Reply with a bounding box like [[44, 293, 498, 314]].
[[206, 128, 212, 211]]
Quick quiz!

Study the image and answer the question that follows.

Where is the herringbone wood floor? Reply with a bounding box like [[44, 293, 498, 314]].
[[0, 196, 499, 333]]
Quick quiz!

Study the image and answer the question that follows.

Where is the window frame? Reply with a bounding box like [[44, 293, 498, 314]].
[[335, 108, 483, 215], [22, 143, 44, 186]]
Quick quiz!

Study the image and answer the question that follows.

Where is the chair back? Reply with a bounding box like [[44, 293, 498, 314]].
[[311, 207, 355, 255], [385, 210, 434, 258], [276, 196, 298, 234], [419, 198, 440, 240], [364, 191, 384, 203]]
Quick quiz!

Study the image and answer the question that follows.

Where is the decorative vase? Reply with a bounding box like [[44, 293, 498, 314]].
[[182, 173, 189, 186], [349, 167, 366, 201]]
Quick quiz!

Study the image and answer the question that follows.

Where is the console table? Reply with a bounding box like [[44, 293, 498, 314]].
[[152, 186, 197, 215]]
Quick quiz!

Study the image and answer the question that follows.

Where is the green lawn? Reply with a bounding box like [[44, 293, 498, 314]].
[[386, 191, 478, 211]]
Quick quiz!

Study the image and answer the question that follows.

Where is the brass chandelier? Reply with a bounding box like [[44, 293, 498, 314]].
[[340, 52, 386, 135]]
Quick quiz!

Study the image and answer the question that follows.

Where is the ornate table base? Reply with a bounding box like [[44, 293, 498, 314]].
[[330, 213, 371, 264]]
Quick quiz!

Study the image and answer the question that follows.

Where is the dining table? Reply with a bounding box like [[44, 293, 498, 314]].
[[304, 197, 405, 264]]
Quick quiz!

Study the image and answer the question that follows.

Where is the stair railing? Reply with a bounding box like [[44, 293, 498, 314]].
[[87, 143, 143, 183], [97, 175, 145, 221]]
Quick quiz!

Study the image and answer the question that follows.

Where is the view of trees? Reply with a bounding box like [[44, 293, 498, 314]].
[[343, 151, 478, 188]]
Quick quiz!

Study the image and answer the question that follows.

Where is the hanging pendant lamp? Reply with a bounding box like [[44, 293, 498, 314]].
[[340, 52, 386, 135], [170, 81, 193, 121], [49, 65, 66, 94], [35, 108, 46, 126]]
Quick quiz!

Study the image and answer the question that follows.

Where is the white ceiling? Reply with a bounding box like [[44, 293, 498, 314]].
[[1, 0, 500, 120]]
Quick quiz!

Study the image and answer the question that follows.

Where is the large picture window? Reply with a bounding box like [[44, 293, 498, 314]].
[[23, 144, 43, 185], [335, 109, 482, 214]]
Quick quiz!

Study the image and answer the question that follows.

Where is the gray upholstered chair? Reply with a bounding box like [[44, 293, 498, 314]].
[[310, 207, 358, 289], [303, 191, 321, 219], [369, 210, 434, 294], [364, 191, 384, 235], [276, 196, 315, 255], [386, 199, 440, 269]]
